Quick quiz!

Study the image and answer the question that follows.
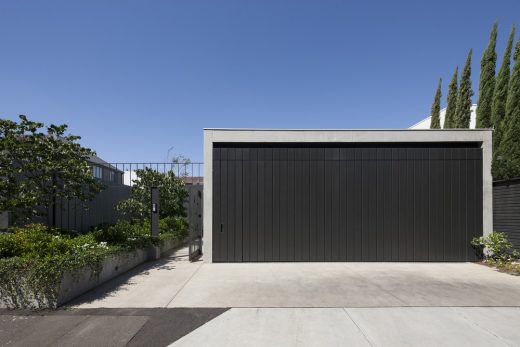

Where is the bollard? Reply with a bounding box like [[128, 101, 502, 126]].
[[151, 187, 159, 239]]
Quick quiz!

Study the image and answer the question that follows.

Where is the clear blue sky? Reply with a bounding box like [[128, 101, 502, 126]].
[[1, 0, 519, 162]]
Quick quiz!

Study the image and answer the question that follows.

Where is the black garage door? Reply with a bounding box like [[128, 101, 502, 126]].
[[213, 143, 483, 262]]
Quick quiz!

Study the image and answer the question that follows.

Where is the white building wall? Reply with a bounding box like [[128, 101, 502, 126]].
[[409, 104, 477, 129]]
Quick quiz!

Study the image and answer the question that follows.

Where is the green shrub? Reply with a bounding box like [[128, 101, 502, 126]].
[[471, 231, 519, 262], [0, 220, 187, 309], [0, 224, 108, 260], [0, 233, 25, 258], [0, 224, 114, 309], [92, 219, 152, 249], [160, 216, 189, 240]]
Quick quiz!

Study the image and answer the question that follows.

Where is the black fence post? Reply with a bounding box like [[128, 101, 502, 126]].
[[151, 187, 159, 238]]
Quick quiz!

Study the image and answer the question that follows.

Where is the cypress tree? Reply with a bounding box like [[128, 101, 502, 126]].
[[430, 79, 442, 129], [498, 40, 520, 179], [444, 67, 458, 128], [476, 23, 498, 128], [492, 25, 515, 177], [454, 49, 473, 128]]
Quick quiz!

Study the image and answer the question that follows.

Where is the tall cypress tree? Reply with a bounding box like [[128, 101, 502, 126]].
[[444, 67, 458, 128], [454, 49, 473, 128], [430, 79, 442, 129], [476, 23, 498, 128], [498, 40, 520, 179], [492, 25, 515, 177]]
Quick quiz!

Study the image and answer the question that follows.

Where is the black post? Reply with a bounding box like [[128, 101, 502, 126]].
[[51, 173, 57, 228], [151, 187, 159, 238]]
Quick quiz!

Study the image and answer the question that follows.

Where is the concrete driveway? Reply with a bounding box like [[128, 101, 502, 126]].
[[64, 250, 520, 346], [73, 254, 520, 308]]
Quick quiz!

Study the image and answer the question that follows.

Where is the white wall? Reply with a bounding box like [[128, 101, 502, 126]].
[[409, 104, 477, 129]]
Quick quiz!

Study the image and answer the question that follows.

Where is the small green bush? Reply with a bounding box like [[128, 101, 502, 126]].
[[0, 224, 107, 260], [471, 231, 519, 262], [160, 216, 189, 240], [0, 232, 25, 258], [92, 220, 149, 246]]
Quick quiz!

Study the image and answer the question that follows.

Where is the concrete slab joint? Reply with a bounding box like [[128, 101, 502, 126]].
[[203, 129, 493, 263]]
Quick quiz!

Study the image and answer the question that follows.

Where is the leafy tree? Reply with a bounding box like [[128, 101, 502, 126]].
[[492, 26, 515, 177], [497, 40, 520, 179], [0, 116, 103, 226], [476, 23, 498, 128], [172, 154, 192, 177], [429, 79, 442, 129], [454, 49, 474, 128], [117, 167, 189, 220], [444, 67, 458, 128]]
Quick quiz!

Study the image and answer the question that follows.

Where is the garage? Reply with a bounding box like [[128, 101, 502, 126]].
[[203, 130, 493, 263]]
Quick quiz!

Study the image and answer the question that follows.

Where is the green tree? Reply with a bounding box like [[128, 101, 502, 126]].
[[444, 67, 459, 128], [492, 26, 515, 177], [0, 115, 102, 225], [476, 23, 498, 128], [117, 167, 189, 220], [430, 78, 442, 129], [497, 40, 520, 179], [454, 49, 474, 128]]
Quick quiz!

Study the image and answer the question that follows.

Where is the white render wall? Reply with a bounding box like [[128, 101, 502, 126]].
[[203, 129, 493, 263], [409, 104, 477, 129]]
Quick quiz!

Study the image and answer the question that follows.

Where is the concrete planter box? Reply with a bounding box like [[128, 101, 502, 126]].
[[58, 238, 184, 307], [1, 238, 184, 309]]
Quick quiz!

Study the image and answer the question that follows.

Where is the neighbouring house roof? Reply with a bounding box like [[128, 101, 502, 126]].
[[409, 104, 478, 129], [88, 155, 123, 173]]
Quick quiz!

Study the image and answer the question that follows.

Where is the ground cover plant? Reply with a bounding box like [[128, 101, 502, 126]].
[[0, 217, 188, 309], [471, 231, 520, 275]]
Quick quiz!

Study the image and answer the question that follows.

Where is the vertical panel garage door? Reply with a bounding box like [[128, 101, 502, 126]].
[[213, 143, 483, 262]]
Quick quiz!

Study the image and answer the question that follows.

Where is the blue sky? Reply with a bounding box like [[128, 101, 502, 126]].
[[1, 0, 519, 162]]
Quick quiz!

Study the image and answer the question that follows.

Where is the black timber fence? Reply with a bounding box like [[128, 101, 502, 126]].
[[493, 178, 520, 250]]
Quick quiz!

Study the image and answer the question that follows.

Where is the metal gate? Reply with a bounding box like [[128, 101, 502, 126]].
[[213, 143, 483, 262]]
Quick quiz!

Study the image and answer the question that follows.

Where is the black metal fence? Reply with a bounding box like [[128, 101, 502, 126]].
[[104, 162, 204, 187], [48, 162, 204, 235], [493, 178, 520, 250]]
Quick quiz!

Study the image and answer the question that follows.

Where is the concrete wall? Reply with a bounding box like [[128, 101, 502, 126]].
[[58, 238, 183, 306], [203, 129, 493, 263]]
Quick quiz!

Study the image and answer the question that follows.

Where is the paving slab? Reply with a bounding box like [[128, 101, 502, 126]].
[[171, 307, 520, 347], [451, 307, 520, 346], [170, 308, 371, 347], [346, 307, 519, 347]]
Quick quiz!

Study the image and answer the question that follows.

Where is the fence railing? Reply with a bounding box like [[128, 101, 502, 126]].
[[93, 162, 204, 254], [94, 162, 204, 187]]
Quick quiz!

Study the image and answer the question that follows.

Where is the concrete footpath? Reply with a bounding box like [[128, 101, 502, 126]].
[[171, 307, 520, 347]]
